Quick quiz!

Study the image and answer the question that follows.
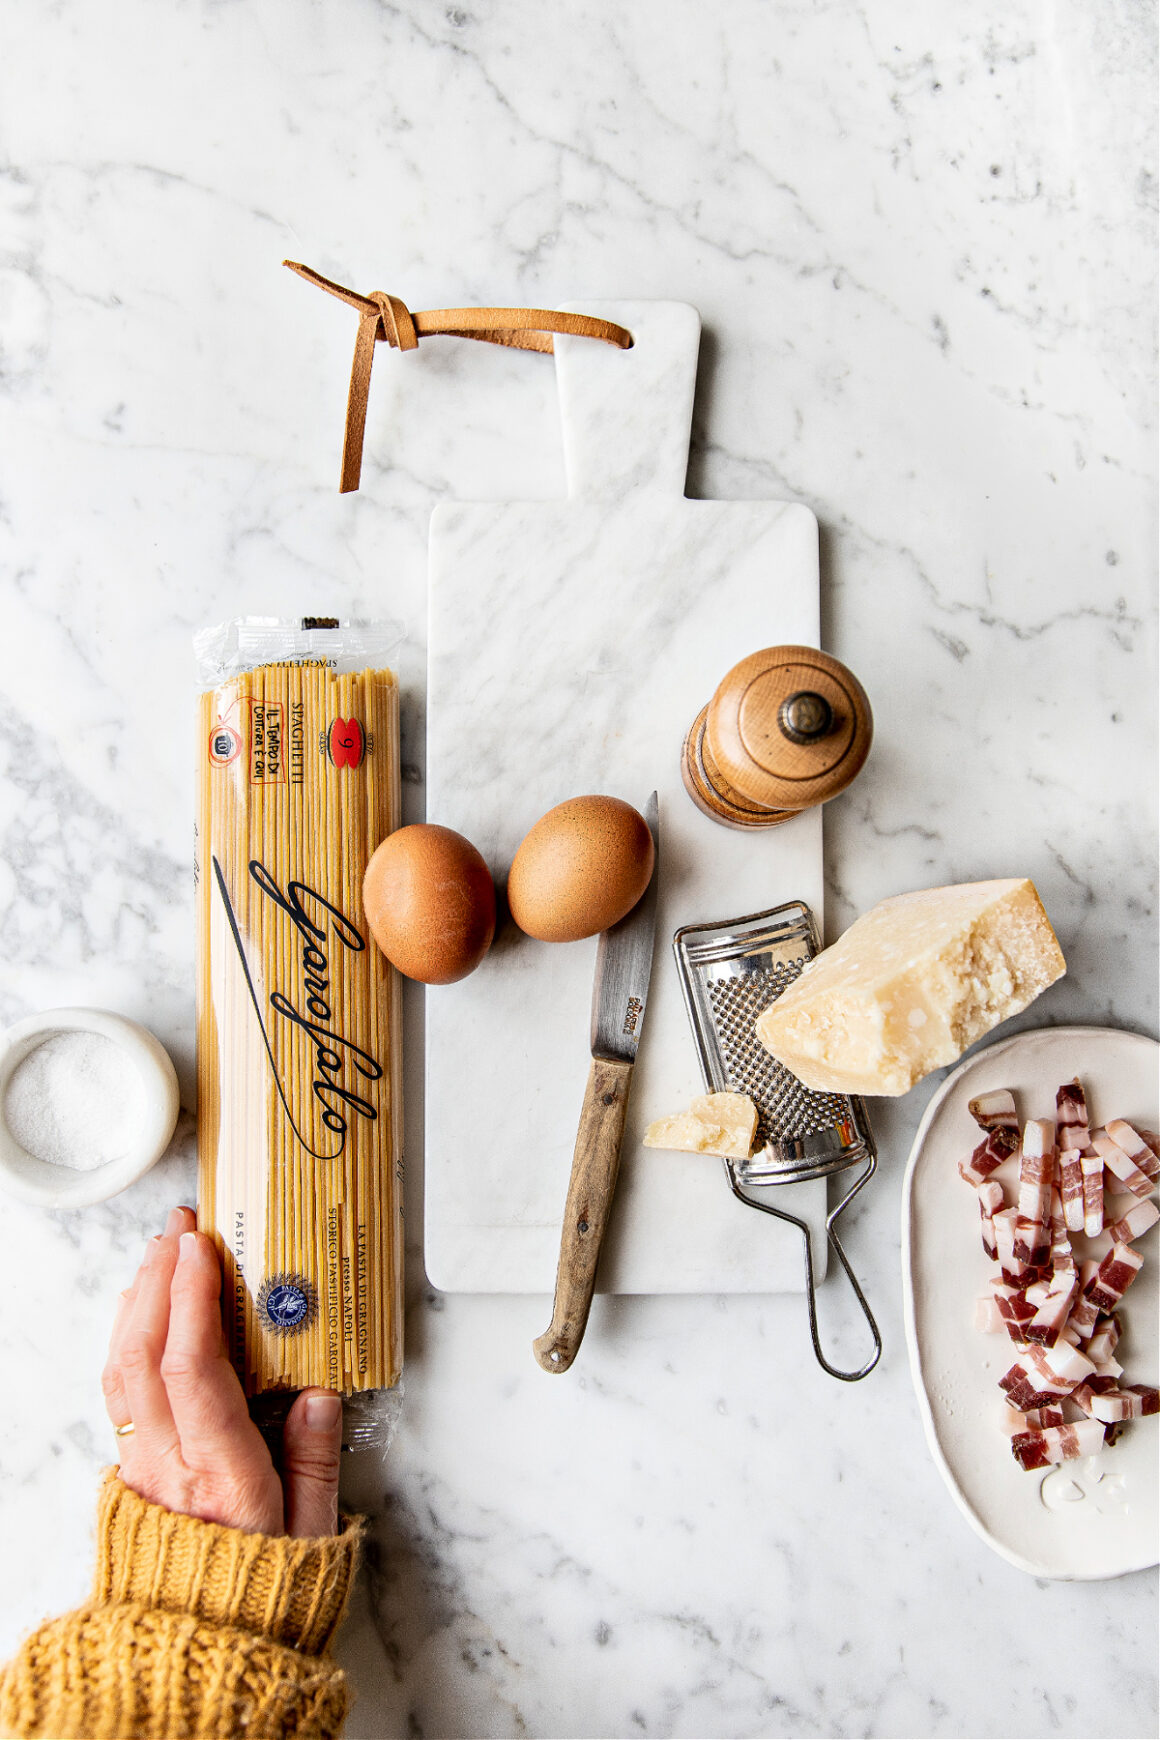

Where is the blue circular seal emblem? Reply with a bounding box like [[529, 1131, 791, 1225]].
[[256, 1274, 317, 1336]]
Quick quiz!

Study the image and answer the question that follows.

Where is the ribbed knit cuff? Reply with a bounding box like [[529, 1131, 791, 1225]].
[[92, 1471, 364, 1657]]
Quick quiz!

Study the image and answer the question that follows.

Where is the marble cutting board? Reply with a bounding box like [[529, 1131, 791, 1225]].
[[424, 300, 833, 1295]]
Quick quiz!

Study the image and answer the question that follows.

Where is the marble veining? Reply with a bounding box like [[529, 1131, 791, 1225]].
[[0, 2, 1156, 1736]]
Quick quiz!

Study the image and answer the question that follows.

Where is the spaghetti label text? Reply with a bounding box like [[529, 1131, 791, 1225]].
[[212, 855, 383, 1161]]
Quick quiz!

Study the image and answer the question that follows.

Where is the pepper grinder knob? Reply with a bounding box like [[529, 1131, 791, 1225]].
[[682, 646, 873, 830], [777, 691, 834, 745]]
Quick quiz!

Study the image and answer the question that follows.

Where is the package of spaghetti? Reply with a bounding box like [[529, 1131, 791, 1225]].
[[194, 619, 404, 1424]]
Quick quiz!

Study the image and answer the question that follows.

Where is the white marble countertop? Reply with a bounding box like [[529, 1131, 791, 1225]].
[[0, 3, 1156, 1736]]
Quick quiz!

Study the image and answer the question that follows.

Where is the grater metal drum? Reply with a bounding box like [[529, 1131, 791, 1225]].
[[673, 900, 881, 1380]]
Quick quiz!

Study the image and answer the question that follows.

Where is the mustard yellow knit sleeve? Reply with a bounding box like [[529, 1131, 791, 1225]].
[[0, 1471, 365, 1740]]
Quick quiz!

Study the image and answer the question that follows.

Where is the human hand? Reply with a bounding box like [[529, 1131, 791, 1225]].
[[102, 1206, 343, 1537]]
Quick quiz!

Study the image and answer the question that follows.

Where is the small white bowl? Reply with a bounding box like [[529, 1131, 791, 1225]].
[[0, 1008, 181, 1209]]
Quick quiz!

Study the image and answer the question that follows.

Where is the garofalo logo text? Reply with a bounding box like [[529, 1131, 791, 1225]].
[[212, 856, 383, 1158]]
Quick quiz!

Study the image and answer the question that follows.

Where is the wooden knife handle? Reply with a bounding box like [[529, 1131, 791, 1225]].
[[533, 1056, 634, 1373]]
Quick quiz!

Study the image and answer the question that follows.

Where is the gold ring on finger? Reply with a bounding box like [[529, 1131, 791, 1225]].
[[114, 1421, 135, 1438]]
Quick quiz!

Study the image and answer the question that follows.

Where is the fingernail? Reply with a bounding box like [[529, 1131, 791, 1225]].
[[178, 1231, 198, 1263], [165, 1208, 184, 1238], [305, 1393, 343, 1432]]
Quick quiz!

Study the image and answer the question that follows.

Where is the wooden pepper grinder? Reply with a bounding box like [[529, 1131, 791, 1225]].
[[682, 645, 873, 829]]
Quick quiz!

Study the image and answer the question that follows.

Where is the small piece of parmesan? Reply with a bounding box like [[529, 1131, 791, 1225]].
[[754, 878, 1066, 1097], [643, 1091, 758, 1159]]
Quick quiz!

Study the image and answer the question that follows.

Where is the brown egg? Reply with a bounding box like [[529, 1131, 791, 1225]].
[[362, 824, 496, 984], [507, 795, 655, 943]]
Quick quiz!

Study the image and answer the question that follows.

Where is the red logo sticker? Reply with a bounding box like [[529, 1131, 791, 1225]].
[[327, 717, 365, 769]]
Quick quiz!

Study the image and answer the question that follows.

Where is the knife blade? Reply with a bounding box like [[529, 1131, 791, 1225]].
[[533, 793, 660, 1373]]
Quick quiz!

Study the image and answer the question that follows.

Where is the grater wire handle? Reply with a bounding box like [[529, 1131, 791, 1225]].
[[726, 1151, 881, 1381]]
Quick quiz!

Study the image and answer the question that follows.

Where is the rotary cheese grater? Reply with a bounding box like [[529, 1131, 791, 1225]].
[[673, 900, 881, 1380]]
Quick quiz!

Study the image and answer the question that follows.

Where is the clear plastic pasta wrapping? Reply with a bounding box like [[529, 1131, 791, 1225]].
[[194, 620, 403, 1406]]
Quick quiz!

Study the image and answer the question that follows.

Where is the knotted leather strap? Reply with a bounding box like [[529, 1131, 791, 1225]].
[[284, 260, 633, 493]]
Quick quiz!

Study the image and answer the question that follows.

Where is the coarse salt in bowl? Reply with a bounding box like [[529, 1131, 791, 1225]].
[[0, 1008, 180, 1209]]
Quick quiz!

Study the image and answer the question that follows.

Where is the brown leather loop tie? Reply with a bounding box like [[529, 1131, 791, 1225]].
[[284, 260, 634, 493]]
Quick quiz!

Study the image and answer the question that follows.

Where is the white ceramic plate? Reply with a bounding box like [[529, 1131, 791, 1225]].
[[902, 1024, 1159, 1581]]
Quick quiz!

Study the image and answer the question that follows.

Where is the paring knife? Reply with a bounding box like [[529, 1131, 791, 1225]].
[[533, 792, 660, 1373]]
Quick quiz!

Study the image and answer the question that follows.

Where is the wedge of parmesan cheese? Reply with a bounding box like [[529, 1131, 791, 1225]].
[[753, 878, 1065, 1097], [643, 1092, 758, 1159]]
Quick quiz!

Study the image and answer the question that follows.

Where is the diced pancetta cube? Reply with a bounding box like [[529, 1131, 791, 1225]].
[[1003, 1403, 1064, 1435], [1009, 1431, 1052, 1463], [978, 1179, 1005, 1214], [999, 1357, 1064, 1412], [1059, 1148, 1086, 1233], [992, 1208, 1026, 1280], [1052, 1229, 1076, 1272], [959, 1127, 1017, 1186], [1026, 1290, 1078, 1348], [1080, 1389, 1133, 1424], [975, 1295, 1005, 1333], [1104, 1118, 1160, 1184], [1065, 1262, 1102, 1338], [990, 1281, 1036, 1342], [969, 1089, 1019, 1134], [999, 1371, 1046, 1412], [1042, 1338, 1097, 1387], [1011, 1418, 1106, 1470], [1050, 1224, 1071, 1280], [999, 1342, 1095, 1409], [1105, 1197, 1160, 1245], [1084, 1313, 1121, 1363], [1055, 1079, 1091, 1152], [1052, 1236, 1076, 1280], [1083, 1385, 1160, 1424], [1018, 1119, 1055, 1220], [977, 1178, 1004, 1258], [1093, 1129, 1156, 1198], [1026, 1264, 1079, 1347], [1070, 1377, 1120, 1416], [1083, 1242, 1143, 1311], [1013, 1212, 1050, 1268], [1081, 1151, 1104, 1236]]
